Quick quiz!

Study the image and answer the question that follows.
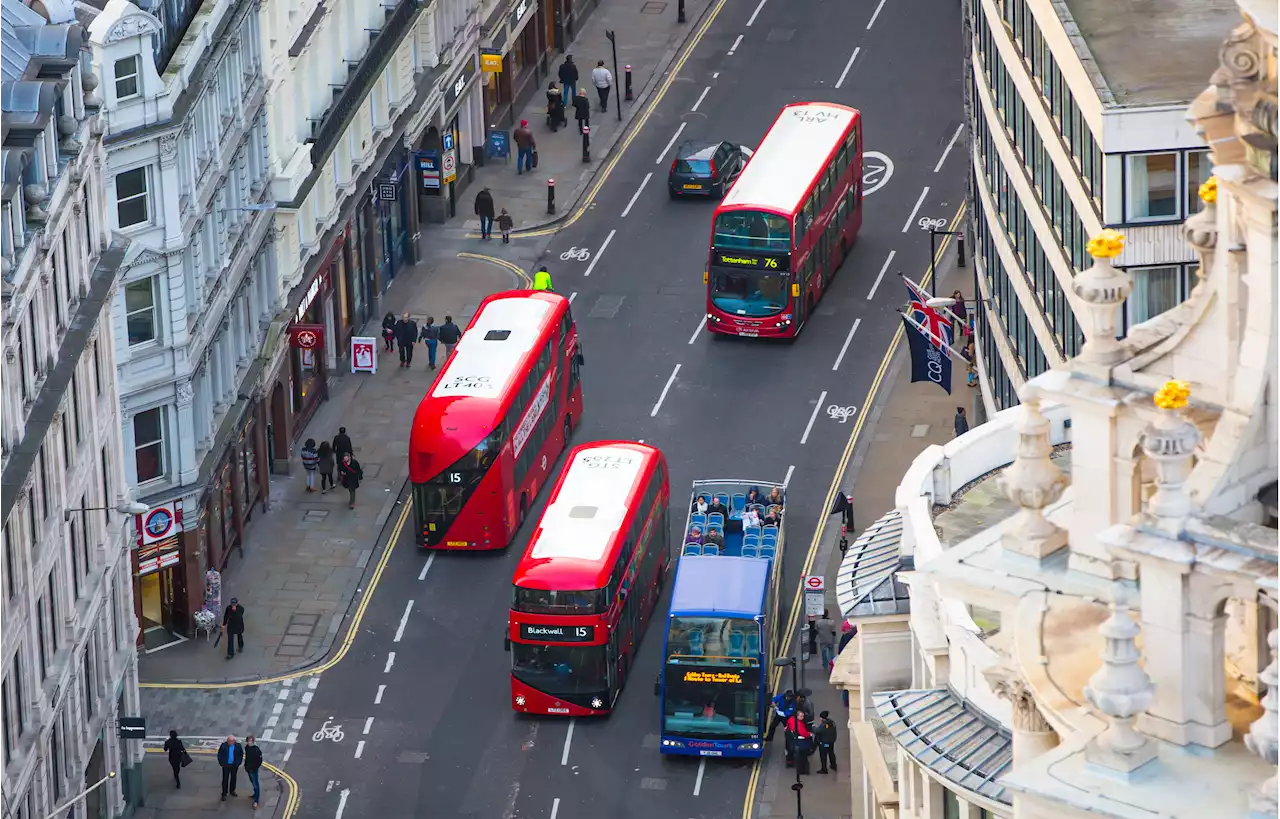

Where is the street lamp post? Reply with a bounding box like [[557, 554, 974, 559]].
[[928, 228, 966, 284], [677, 0, 686, 23], [772, 657, 804, 819], [41, 772, 116, 819], [64, 500, 150, 524], [605, 30, 622, 123]]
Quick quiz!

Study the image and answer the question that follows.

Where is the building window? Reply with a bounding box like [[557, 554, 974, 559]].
[[1128, 265, 1183, 326], [125, 277, 158, 345], [943, 789, 961, 819], [37, 595, 50, 679], [1125, 153, 1179, 222], [93, 342, 104, 395], [82, 649, 95, 717], [3, 526, 16, 599], [133, 407, 166, 484], [38, 449, 49, 521], [100, 447, 111, 527], [26, 490, 37, 545], [115, 167, 150, 228], [49, 718, 62, 800], [1185, 149, 1213, 215], [114, 56, 140, 99], [69, 520, 81, 600]]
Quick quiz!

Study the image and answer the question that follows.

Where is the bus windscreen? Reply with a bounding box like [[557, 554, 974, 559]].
[[662, 665, 762, 740], [511, 643, 609, 696], [414, 433, 502, 545]]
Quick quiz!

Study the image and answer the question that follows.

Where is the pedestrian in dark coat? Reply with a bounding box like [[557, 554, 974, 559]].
[[419, 317, 439, 370], [339, 452, 364, 510], [438, 316, 463, 360], [954, 406, 969, 437], [394, 312, 418, 367], [332, 427, 353, 459], [546, 82, 565, 130], [317, 441, 336, 493], [222, 598, 245, 659], [164, 730, 186, 788], [513, 120, 536, 174], [244, 735, 264, 809], [815, 711, 839, 773], [475, 188, 496, 239], [216, 735, 243, 800], [557, 55, 578, 104], [572, 89, 590, 133], [380, 312, 396, 351]]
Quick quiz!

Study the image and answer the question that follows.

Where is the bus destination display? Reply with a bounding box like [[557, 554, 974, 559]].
[[519, 623, 595, 642], [682, 669, 744, 684], [713, 252, 790, 271]]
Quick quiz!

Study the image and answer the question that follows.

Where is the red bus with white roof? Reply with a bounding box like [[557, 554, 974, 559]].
[[409, 290, 584, 550], [705, 102, 864, 338], [508, 441, 670, 716]]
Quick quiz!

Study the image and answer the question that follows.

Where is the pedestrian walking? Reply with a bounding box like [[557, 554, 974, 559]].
[[766, 690, 795, 742], [380, 312, 396, 351], [244, 734, 264, 809], [217, 735, 243, 801], [164, 730, 188, 788], [339, 452, 364, 510], [546, 82, 566, 131], [785, 711, 813, 773], [816, 609, 837, 668], [438, 316, 462, 360], [497, 209, 515, 244], [332, 427, 353, 459], [533, 265, 554, 291], [300, 438, 319, 492], [950, 290, 969, 336], [572, 88, 590, 134], [558, 55, 578, 104], [514, 120, 536, 174], [395, 312, 418, 367], [815, 711, 839, 774], [223, 597, 246, 659], [317, 440, 336, 493], [474, 187, 496, 240], [954, 406, 969, 437], [422, 318, 442, 368], [591, 60, 613, 112]]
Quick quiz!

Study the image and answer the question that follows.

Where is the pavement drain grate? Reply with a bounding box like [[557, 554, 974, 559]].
[[640, 1, 667, 12], [639, 778, 667, 790], [911, 424, 931, 438], [277, 613, 320, 657], [767, 28, 795, 41], [398, 751, 431, 764], [303, 510, 330, 523], [589, 294, 626, 319]]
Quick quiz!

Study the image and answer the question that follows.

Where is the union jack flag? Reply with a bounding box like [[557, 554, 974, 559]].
[[905, 277, 953, 352]]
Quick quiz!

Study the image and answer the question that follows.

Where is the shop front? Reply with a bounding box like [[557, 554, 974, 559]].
[[132, 500, 187, 651], [288, 259, 335, 434], [202, 405, 265, 572], [483, 0, 544, 130], [366, 147, 417, 298]]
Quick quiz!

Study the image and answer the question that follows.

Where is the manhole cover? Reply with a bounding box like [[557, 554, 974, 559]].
[[640, 1, 667, 12], [767, 28, 795, 41]]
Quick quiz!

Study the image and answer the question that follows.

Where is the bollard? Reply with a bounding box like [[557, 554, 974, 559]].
[[678, 0, 686, 22], [547, 179, 556, 214], [581, 125, 591, 163], [957, 232, 967, 267], [625, 65, 633, 101]]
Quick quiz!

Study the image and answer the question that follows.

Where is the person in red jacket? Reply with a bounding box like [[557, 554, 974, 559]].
[[785, 711, 814, 774]]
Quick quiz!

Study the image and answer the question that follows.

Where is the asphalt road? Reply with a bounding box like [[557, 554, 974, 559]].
[[288, 0, 965, 814]]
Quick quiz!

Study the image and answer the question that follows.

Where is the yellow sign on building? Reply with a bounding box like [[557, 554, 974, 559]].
[[481, 53, 503, 73]]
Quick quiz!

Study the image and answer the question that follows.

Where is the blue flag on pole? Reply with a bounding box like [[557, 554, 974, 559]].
[[902, 316, 952, 394]]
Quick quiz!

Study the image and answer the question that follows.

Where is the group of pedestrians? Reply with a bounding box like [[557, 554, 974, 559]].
[[299, 426, 364, 509], [765, 690, 840, 775], [380, 313, 463, 368], [473, 187, 515, 242], [164, 732, 266, 809]]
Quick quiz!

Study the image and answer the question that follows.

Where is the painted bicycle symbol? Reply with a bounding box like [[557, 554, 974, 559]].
[[312, 719, 345, 742], [559, 247, 591, 262], [827, 404, 859, 424], [918, 217, 948, 231]]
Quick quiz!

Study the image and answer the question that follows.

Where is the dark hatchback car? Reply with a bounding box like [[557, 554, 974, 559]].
[[667, 140, 754, 199]]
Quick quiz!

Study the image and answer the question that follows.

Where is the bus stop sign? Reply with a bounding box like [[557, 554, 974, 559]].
[[804, 575, 825, 616]]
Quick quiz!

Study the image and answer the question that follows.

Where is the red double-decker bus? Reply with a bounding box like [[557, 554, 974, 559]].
[[409, 291, 584, 549], [705, 102, 864, 338], [508, 441, 670, 716]]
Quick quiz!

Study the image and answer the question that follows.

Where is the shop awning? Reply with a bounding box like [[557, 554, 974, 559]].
[[836, 509, 912, 618]]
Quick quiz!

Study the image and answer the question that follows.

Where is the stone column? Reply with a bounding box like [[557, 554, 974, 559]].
[[986, 665, 1059, 764], [997, 390, 1067, 560], [1246, 629, 1278, 819], [1083, 581, 1158, 775]]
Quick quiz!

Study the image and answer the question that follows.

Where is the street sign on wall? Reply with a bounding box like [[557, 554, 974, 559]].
[[804, 575, 825, 617]]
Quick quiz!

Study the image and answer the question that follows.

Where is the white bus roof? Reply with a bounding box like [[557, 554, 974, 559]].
[[428, 297, 555, 400], [530, 445, 649, 564], [721, 103, 858, 215]]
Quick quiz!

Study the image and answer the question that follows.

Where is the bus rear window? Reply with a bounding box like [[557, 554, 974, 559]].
[[513, 587, 607, 615], [713, 211, 791, 252]]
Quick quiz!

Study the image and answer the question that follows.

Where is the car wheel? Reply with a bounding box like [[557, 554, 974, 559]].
[[668, 187, 678, 200]]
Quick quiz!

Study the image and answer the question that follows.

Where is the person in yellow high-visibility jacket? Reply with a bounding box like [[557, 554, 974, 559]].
[[532, 266, 554, 291]]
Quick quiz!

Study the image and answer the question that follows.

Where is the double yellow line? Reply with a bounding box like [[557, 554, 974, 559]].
[[465, 0, 730, 240], [144, 746, 301, 818], [738, 202, 966, 819], [457, 251, 534, 287]]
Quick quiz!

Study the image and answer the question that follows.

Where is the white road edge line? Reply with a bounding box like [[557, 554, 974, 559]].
[[282, 748, 292, 763], [354, 740, 365, 759], [727, 33, 744, 55], [832, 318, 862, 371], [561, 719, 576, 766], [694, 758, 706, 795], [550, 798, 561, 819], [867, 250, 896, 300], [568, 291, 577, 303], [691, 86, 711, 112], [335, 788, 350, 819], [867, 0, 888, 29], [655, 124, 687, 165], [417, 553, 434, 581], [801, 390, 828, 445], [383, 652, 395, 673], [687, 316, 706, 345], [585, 229, 619, 273], [835, 47, 860, 90], [374, 685, 385, 704], [363, 717, 374, 735], [393, 600, 413, 643], [746, 0, 768, 26], [934, 124, 964, 173], [783, 464, 795, 488], [651, 364, 681, 417], [901, 186, 930, 233]]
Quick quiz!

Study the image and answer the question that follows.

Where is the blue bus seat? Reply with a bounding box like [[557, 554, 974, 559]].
[[683, 543, 701, 557], [702, 544, 722, 556], [744, 532, 760, 547], [746, 631, 760, 655], [690, 513, 707, 527], [762, 525, 779, 538], [689, 629, 704, 655], [728, 631, 745, 657], [708, 512, 725, 529], [731, 494, 747, 514], [743, 525, 760, 541], [747, 503, 765, 513], [759, 546, 776, 561], [741, 545, 758, 558]]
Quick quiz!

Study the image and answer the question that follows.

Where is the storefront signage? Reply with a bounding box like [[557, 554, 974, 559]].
[[351, 337, 378, 373], [519, 623, 595, 642], [443, 57, 477, 115], [682, 669, 744, 684], [118, 717, 146, 740], [417, 151, 441, 189], [713, 252, 791, 270], [289, 324, 325, 350], [137, 537, 180, 576], [481, 50, 503, 73], [296, 275, 323, 322], [137, 500, 182, 547], [377, 182, 398, 201], [510, 0, 532, 29], [442, 148, 457, 184]]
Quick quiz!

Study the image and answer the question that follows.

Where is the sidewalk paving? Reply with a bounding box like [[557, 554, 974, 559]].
[[139, 255, 523, 686], [457, 0, 716, 237], [136, 749, 288, 818]]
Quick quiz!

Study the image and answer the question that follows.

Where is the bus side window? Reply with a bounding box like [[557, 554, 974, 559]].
[[570, 346, 582, 387], [837, 145, 847, 177]]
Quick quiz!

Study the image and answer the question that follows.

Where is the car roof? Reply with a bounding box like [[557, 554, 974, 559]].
[[675, 140, 720, 160]]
